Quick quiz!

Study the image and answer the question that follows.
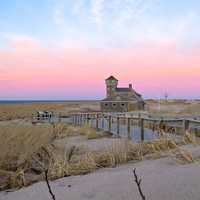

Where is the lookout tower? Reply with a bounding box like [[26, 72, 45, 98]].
[[105, 76, 118, 98]]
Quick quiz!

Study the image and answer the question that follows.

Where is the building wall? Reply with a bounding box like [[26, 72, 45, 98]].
[[100, 102, 129, 112], [128, 102, 144, 111], [101, 101, 144, 112]]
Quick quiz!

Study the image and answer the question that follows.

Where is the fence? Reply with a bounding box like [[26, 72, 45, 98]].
[[70, 112, 200, 142]]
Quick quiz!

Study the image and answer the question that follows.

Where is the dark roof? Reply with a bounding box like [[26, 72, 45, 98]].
[[106, 75, 118, 81], [116, 87, 131, 92], [102, 94, 144, 102]]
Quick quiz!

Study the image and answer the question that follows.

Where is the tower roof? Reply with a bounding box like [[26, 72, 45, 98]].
[[106, 75, 118, 81]]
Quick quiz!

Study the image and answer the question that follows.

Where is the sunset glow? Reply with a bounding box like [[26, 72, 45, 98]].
[[0, 0, 200, 99]]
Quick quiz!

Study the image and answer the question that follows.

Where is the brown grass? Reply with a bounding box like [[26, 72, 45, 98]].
[[146, 99, 200, 117], [0, 121, 198, 191], [172, 148, 196, 164], [0, 101, 100, 121], [0, 103, 69, 121], [79, 125, 108, 139], [183, 131, 198, 145], [0, 123, 54, 170]]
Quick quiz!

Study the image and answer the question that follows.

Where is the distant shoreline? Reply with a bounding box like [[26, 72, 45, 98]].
[[0, 100, 101, 104], [0, 99, 199, 104]]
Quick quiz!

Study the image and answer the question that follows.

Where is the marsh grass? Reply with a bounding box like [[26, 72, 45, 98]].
[[0, 123, 198, 190], [0, 103, 68, 121], [79, 125, 109, 139], [172, 148, 196, 164], [0, 124, 53, 170], [183, 131, 198, 145]]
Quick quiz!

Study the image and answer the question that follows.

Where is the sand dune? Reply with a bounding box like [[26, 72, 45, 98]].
[[1, 154, 200, 200]]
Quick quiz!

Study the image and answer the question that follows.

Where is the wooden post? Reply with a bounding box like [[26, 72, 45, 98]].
[[86, 114, 89, 125], [58, 114, 61, 123], [74, 114, 77, 125], [96, 114, 99, 129], [101, 114, 104, 129], [84, 114, 86, 124], [77, 114, 80, 125], [140, 118, 144, 141], [183, 119, 189, 134], [117, 117, 120, 137], [127, 117, 131, 139], [138, 113, 141, 127], [108, 115, 112, 132]]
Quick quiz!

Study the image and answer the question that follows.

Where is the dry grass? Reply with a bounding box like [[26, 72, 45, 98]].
[[41, 137, 180, 180], [0, 123, 54, 170], [146, 99, 200, 117], [53, 123, 80, 138], [79, 125, 107, 139], [0, 103, 69, 121], [183, 131, 198, 145], [0, 121, 199, 191], [172, 148, 196, 164], [0, 101, 100, 121]]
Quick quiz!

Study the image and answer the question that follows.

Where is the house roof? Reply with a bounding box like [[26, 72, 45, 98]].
[[116, 87, 131, 92], [102, 93, 144, 102], [106, 75, 118, 81]]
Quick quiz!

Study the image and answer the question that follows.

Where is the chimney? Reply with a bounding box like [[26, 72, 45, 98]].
[[129, 84, 132, 89]]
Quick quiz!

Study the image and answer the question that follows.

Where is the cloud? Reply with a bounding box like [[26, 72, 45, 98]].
[[52, 0, 67, 25], [53, 7, 65, 25], [90, 0, 105, 27], [2, 33, 41, 50]]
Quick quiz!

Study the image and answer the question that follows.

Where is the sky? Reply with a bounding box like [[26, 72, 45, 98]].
[[0, 0, 200, 100]]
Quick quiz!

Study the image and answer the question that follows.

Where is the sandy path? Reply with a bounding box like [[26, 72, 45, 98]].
[[1, 155, 200, 200]]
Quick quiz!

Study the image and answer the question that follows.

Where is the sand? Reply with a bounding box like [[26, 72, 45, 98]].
[[1, 152, 200, 200]]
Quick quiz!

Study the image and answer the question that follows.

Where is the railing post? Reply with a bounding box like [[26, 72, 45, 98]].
[[183, 119, 189, 134], [138, 113, 141, 127], [127, 117, 131, 139], [74, 114, 77, 125], [101, 114, 104, 129], [117, 117, 120, 137], [58, 113, 61, 123], [84, 114, 86, 124], [77, 114, 80, 125], [96, 114, 99, 129], [140, 118, 144, 141], [108, 115, 112, 132], [86, 114, 89, 125]]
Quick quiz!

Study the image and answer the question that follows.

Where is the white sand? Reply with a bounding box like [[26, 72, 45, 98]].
[[1, 154, 200, 200]]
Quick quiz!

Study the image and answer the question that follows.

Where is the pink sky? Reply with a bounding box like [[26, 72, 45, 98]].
[[0, 38, 200, 99]]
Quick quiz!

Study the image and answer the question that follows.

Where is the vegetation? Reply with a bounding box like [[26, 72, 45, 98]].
[[0, 121, 197, 191], [0, 103, 67, 121]]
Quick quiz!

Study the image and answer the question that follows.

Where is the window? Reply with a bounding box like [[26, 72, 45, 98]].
[[112, 103, 116, 107], [121, 103, 125, 106], [105, 103, 108, 107]]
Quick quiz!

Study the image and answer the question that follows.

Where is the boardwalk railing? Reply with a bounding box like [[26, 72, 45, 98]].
[[69, 112, 200, 142]]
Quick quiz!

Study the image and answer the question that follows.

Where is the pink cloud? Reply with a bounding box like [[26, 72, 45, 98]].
[[0, 38, 200, 99]]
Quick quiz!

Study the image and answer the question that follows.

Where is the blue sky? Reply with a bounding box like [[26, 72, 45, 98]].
[[1, 0, 200, 48]]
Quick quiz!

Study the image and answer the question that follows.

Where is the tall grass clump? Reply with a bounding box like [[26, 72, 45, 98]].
[[0, 103, 67, 121], [79, 125, 107, 139], [0, 123, 53, 170]]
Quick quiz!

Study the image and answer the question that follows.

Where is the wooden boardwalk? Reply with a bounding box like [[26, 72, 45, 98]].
[[69, 112, 200, 142], [32, 111, 200, 142]]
